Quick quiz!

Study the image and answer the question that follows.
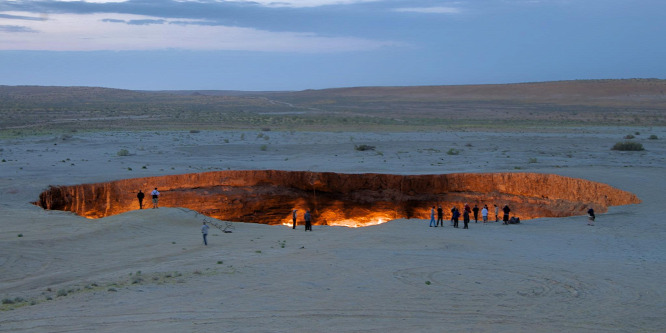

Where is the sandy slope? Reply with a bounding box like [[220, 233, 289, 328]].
[[1, 128, 665, 332]]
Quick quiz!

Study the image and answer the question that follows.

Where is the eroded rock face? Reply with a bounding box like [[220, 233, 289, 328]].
[[35, 170, 640, 227]]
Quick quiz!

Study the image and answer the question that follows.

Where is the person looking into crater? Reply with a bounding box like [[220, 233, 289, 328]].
[[151, 187, 160, 209]]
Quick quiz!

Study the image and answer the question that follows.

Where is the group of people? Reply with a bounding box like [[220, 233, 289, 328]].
[[430, 203, 514, 228], [136, 188, 160, 209], [292, 209, 313, 231]]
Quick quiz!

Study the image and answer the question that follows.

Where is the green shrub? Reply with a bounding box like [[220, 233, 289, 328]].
[[446, 148, 460, 155], [648, 135, 658, 140], [612, 141, 645, 151], [355, 144, 375, 151], [624, 134, 635, 139], [117, 149, 130, 156]]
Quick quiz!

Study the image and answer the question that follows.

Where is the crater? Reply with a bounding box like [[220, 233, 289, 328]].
[[35, 170, 640, 227]]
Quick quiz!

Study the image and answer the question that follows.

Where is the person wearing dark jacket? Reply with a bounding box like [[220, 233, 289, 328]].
[[472, 205, 479, 223], [137, 190, 145, 209], [304, 210, 312, 231], [452, 208, 460, 228], [463, 210, 470, 229], [502, 205, 511, 225], [436, 206, 444, 227], [587, 208, 595, 226]]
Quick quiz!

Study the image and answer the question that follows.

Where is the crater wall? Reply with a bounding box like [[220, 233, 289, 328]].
[[35, 170, 640, 227]]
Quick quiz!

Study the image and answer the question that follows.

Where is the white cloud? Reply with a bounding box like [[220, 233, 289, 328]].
[[174, 0, 379, 8], [393, 7, 462, 14], [0, 11, 398, 52], [54, 0, 129, 3]]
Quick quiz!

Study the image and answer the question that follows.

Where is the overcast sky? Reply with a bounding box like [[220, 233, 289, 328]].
[[1, 0, 664, 91]]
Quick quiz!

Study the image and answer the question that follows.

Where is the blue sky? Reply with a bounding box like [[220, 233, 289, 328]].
[[1, 0, 664, 91]]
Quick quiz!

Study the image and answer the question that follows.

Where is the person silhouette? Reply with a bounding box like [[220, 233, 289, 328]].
[[137, 190, 145, 209]]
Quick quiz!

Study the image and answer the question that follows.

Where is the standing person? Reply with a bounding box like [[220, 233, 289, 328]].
[[472, 204, 479, 223], [481, 205, 489, 223], [464, 203, 471, 216], [494, 204, 499, 222], [304, 210, 312, 231], [502, 205, 511, 225], [463, 209, 470, 229], [452, 208, 460, 228], [450, 206, 456, 226], [136, 190, 145, 209], [436, 206, 444, 227], [292, 209, 298, 229], [429, 206, 436, 227], [201, 221, 210, 246], [151, 188, 160, 209], [587, 208, 595, 226]]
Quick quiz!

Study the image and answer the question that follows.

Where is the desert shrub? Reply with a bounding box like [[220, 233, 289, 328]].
[[57, 289, 68, 297], [624, 134, 635, 139], [2, 298, 14, 304], [446, 148, 460, 155], [117, 149, 130, 156], [189, 130, 200, 133], [648, 135, 658, 140], [261, 127, 271, 131], [528, 158, 538, 163], [260, 145, 268, 151], [355, 144, 375, 151], [612, 141, 645, 151]]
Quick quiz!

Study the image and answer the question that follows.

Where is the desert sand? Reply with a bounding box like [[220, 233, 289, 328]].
[[1, 128, 665, 332]]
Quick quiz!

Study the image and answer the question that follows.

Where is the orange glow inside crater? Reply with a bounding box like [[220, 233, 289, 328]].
[[35, 170, 640, 228]]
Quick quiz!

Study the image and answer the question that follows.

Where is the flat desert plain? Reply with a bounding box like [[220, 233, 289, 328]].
[[1, 127, 665, 332]]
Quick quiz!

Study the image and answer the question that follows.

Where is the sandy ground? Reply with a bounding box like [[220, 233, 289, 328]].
[[1, 128, 665, 332]]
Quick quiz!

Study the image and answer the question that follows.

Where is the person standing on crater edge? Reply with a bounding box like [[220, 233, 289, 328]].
[[436, 206, 444, 227], [502, 204, 511, 225], [463, 209, 470, 229], [429, 206, 436, 227], [472, 204, 479, 223], [151, 187, 160, 209], [137, 190, 145, 209], [587, 207, 595, 226], [452, 208, 460, 228], [201, 221, 210, 246], [304, 210, 312, 231], [292, 209, 298, 229]]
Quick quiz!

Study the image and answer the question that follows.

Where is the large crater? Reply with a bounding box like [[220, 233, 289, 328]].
[[35, 170, 640, 227]]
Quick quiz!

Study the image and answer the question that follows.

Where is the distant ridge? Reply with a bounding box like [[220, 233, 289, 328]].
[[2, 79, 665, 102], [268, 78, 666, 105], [1, 79, 664, 133]]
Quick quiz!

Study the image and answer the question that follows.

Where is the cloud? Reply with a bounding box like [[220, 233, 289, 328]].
[[0, 13, 47, 21], [173, 0, 380, 8], [0, 11, 399, 52], [0, 25, 37, 32], [393, 6, 462, 14], [54, 0, 129, 3]]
